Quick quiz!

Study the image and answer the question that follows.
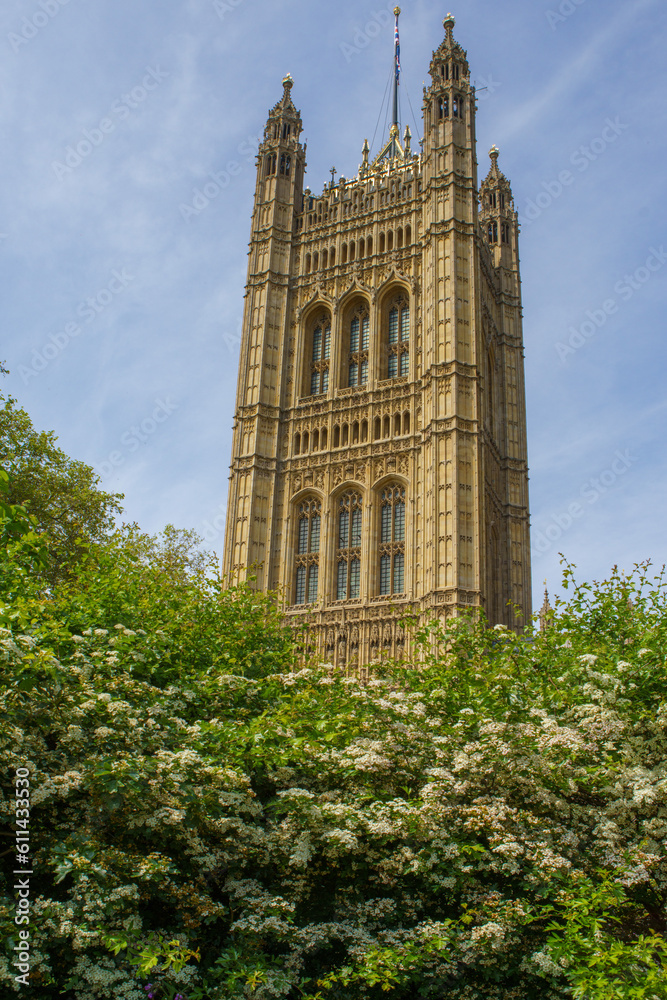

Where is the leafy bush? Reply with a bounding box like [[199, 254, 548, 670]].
[[2, 542, 667, 998]]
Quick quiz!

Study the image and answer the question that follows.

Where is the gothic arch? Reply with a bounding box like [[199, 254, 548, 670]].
[[299, 303, 332, 398], [338, 293, 371, 388], [330, 483, 366, 604], [377, 284, 411, 381], [371, 478, 408, 598], [291, 492, 323, 606]]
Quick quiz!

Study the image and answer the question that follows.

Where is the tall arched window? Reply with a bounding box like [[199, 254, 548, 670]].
[[294, 497, 321, 605], [386, 295, 410, 378], [309, 317, 331, 396], [348, 306, 369, 387], [379, 485, 406, 596], [337, 492, 362, 601]]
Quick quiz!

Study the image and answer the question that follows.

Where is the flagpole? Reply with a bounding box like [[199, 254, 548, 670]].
[[392, 6, 401, 131]]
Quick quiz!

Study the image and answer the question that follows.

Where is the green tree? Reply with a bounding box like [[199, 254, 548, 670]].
[[0, 395, 123, 583]]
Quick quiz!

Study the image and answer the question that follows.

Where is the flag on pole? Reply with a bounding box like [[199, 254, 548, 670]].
[[394, 13, 401, 83]]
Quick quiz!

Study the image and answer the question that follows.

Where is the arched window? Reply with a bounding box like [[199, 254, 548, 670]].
[[337, 492, 362, 601], [294, 432, 301, 455], [374, 416, 381, 440], [380, 232, 386, 253], [367, 236, 372, 255], [379, 485, 406, 596], [280, 154, 291, 175], [309, 317, 331, 396], [437, 96, 449, 119], [342, 243, 348, 264], [294, 497, 321, 605], [348, 305, 370, 387], [333, 425, 340, 448], [386, 295, 410, 378], [330, 246, 336, 266], [487, 221, 498, 245]]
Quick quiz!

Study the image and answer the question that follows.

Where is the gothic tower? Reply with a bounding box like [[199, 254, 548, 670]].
[[223, 11, 531, 665]]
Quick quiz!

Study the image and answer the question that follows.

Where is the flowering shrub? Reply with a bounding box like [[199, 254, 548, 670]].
[[1, 508, 667, 998]]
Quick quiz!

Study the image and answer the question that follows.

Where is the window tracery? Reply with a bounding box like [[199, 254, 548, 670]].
[[386, 296, 410, 378], [309, 316, 331, 395], [337, 492, 362, 601], [294, 497, 321, 605], [348, 306, 369, 387], [379, 485, 406, 595]]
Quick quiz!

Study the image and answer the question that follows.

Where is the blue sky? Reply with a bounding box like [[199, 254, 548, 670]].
[[1, 0, 666, 612]]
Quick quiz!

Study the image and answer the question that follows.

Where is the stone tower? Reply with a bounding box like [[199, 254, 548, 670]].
[[223, 11, 531, 665]]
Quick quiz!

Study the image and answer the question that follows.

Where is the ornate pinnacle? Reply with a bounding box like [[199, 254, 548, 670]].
[[489, 145, 500, 161], [282, 73, 293, 92], [443, 12, 455, 33]]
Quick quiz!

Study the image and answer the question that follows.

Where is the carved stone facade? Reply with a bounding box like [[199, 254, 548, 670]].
[[223, 14, 531, 665]]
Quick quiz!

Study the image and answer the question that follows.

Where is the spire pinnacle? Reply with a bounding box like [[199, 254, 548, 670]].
[[443, 12, 455, 34]]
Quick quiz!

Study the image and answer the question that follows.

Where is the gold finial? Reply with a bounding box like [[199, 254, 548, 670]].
[[443, 12, 455, 31], [282, 73, 293, 90], [394, 6, 401, 16], [489, 145, 500, 160]]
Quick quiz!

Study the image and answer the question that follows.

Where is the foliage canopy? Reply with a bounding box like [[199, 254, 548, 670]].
[[1, 403, 666, 1000]]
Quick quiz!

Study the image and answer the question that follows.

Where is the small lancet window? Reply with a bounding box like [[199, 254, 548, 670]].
[[294, 498, 321, 605], [337, 492, 363, 601], [488, 221, 498, 245]]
